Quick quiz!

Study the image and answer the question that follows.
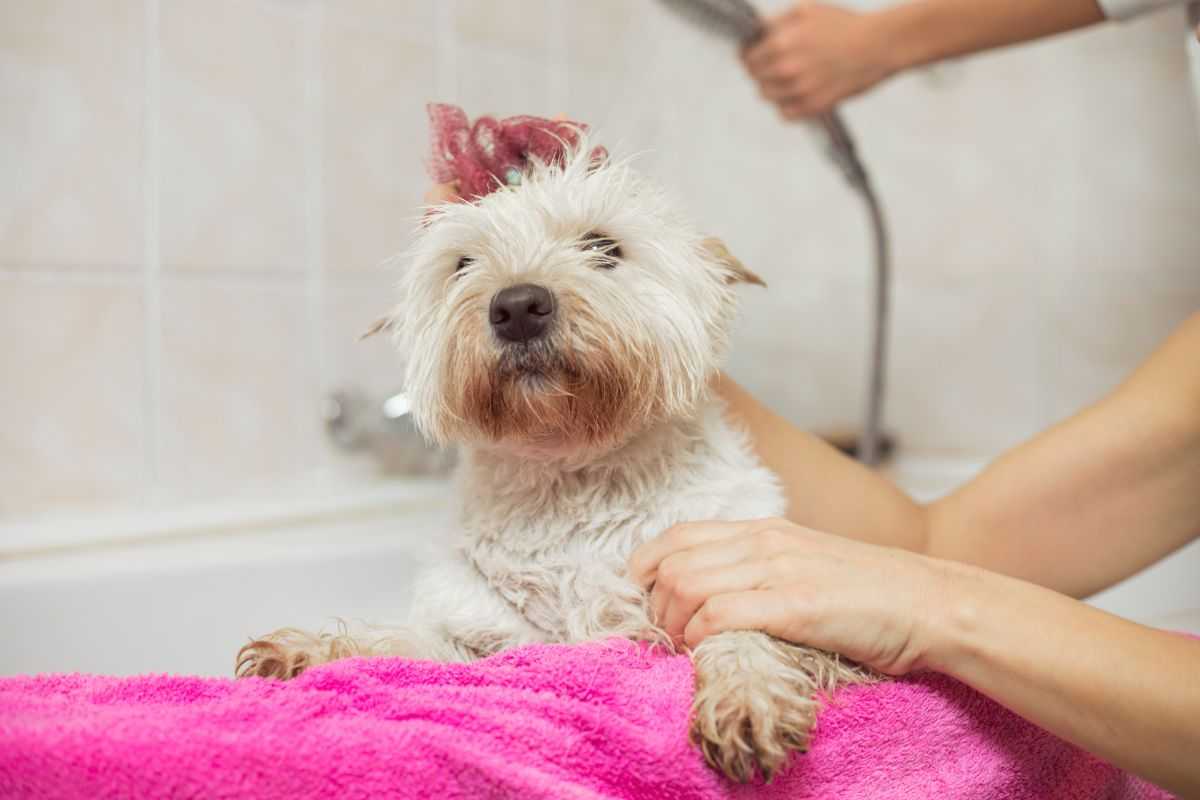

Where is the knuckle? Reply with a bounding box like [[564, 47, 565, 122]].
[[770, 553, 804, 581], [755, 526, 788, 551], [762, 36, 787, 59], [657, 558, 685, 589], [698, 600, 724, 627]]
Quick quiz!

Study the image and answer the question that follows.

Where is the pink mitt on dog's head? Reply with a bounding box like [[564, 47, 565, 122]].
[[426, 103, 605, 201]]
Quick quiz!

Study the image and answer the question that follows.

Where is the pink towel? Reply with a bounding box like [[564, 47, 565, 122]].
[[0, 639, 1169, 799]]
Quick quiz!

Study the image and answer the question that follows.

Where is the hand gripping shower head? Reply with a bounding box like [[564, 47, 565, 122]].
[[656, 0, 892, 466]]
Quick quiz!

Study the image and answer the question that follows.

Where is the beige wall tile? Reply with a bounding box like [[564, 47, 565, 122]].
[[1036, 267, 1200, 427], [851, 42, 1076, 285], [886, 273, 1042, 456], [324, 0, 434, 41], [1054, 9, 1200, 278], [322, 281, 406, 401], [563, 0, 643, 74], [318, 281, 409, 475], [0, 0, 143, 269], [728, 274, 871, 436], [322, 17, 434, 273], [158, 279, 322, 497], [453, 0, 550, 52], [158, 0, 308, 272], [452, 44, 552, 119], [0, 281, 146, 517]]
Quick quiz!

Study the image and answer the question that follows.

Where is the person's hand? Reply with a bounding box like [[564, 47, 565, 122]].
[[742, 3, 896, 119], [628, 517, 960, 675]]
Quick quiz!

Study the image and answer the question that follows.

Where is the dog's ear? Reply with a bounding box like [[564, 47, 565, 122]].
[[701, 237, 766, 288], [359, 314, 396, 340]]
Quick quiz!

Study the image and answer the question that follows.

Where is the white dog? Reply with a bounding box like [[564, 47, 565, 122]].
[[237, 138, 865, 781]]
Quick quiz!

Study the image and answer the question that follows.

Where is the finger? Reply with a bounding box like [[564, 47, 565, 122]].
[[768, 3, 807, 24], [628, 520, 749, 587], [780, 97, 820, 121], [760, 79, 808, 103], [683, 589, 805, 648], [754, 55, 810, 84], [648, 536, 767, 627], [657, 561, 772, 641], [804, 89, 839, 116], [742, 33, 785, 74]]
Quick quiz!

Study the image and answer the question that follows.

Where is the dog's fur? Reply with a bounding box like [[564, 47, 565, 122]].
[[237, 138, 866, 781]]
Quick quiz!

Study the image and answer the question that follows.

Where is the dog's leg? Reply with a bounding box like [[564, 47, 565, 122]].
[[689, 631, 872, 782], [236, 560, 546, 679]]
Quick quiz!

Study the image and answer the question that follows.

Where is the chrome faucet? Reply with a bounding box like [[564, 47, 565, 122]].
[[324, 389, 456, 476]]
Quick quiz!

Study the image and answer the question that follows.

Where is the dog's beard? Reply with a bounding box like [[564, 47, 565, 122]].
[[440, 325, 663, 452], [468, 342, 638, 449]]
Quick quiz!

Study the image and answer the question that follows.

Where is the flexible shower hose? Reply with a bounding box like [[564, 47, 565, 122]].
[[658, 0, 891, 466]]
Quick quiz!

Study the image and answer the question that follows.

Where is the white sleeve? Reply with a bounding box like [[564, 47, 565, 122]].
[[1095, 0, 1187, 20]]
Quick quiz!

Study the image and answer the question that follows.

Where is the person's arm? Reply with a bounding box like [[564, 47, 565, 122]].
[[743, 0, 1106, 118], [932, 561, 1200, 797], [927, 312, 1200, 597], [875, 0, 1106, 73], [713, 373, 928, 550], [718, 311, 1200, 597], [629, 518, 1200, 796]]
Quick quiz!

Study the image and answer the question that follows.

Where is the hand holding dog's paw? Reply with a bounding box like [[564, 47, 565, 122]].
[[632, 517, 958, 676]]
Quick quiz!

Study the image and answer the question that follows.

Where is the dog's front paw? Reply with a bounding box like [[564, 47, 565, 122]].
[[689, 675, 816, 783], [235, 628, 333, 680], [689, 631, 823, 782]]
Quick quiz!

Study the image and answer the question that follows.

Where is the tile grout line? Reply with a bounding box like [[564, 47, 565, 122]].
[[304, 1, 327, 433], [142, 0, 163, 504]]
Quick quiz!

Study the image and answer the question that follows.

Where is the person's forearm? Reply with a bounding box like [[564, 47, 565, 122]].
[[928, 562, 1200, 796], [718, 314, 1200, 596], [874, 0, 1106, 75], [713, 374, 928, 550], [928, 313, 1200, 597]]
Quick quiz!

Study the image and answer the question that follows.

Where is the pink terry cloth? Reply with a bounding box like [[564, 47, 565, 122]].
[[0, 639, 1171, 799]]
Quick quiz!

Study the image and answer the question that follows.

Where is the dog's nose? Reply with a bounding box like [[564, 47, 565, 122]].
[[489, 284, 555, 343]]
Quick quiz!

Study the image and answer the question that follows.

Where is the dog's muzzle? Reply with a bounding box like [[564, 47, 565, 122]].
[[489, 284, 555, 343]]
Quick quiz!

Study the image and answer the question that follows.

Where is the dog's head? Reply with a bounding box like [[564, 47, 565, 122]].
[[383, 137, 763, 460]]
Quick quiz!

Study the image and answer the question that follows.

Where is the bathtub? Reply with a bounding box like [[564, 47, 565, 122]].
[[2, 458, 1198, 678], [0, 480, 458, 677]]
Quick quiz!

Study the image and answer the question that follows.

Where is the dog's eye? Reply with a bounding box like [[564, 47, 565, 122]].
[[580, 233, 621, 268], [455, 256, 475, 273]]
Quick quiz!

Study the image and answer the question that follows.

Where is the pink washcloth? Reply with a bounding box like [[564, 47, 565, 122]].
[[0, 640, 1169, 799]]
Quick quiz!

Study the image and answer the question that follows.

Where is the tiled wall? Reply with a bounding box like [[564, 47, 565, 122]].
[[2, 0, 1199, 519]]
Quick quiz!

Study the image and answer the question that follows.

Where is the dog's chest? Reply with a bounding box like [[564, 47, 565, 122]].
[[459, 404, 785, 641]]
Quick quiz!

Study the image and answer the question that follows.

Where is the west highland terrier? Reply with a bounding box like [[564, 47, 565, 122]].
[[237, 115, 865, 781]]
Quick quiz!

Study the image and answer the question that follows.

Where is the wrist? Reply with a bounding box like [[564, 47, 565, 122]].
[[868, 2, 939, 76], [914, 557, 993, 675]]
